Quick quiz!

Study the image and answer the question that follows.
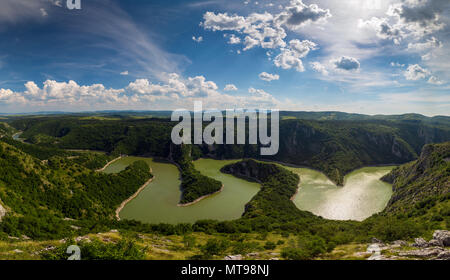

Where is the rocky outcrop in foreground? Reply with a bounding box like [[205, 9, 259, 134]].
[[365, 230, 450, 260]]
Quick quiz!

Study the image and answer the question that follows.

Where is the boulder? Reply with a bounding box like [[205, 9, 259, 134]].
[[367, 244, 381, 254], [427, 239, 441, 247], [412, 238, 428, 248], [434, 250, 450, 260], [371, 238, 383, 244], [21, 235, 30, 240], [399, 248, 443, 258], [224, 254, 242, 260], [432, 230, 450, 247], [247, 252, 259, 257], [392, 240, 408, 247]]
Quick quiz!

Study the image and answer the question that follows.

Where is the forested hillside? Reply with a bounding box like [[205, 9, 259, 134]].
[[381, 142, 450, 217], [0, 122, 15, 137], [0, 132, 447, 259], [9, 114, 450, 185], [0, 140, 152, 239]]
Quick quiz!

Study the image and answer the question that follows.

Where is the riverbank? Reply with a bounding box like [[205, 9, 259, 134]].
[[96, 156, 126, 172], [259, 158, 399, 187], [12, 132, 24, 142], [177, 184, 224, 207], [115, 175, 154, 221]]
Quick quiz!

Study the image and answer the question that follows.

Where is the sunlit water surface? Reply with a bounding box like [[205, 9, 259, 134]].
[[285, 166, 394, 221]]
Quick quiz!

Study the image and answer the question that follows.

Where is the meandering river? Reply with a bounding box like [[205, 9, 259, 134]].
[[104, 157, 394, 223], [103, 157, 260, 224], [12, 132, 22, 141]]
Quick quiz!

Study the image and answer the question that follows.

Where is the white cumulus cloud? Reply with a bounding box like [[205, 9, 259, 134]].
[[404, 64, 430, 80], [259, 72, 279, 81], [332, 56, 360, 71], [0, 74, 281, 111], [309, 62, 328, 75], [224, 84, 238, 91], [201, 0, 326, 71]]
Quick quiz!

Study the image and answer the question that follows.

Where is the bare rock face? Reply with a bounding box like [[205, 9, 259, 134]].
[[432, 230, 450, 247]]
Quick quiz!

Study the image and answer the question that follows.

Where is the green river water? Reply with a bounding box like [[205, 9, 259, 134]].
[[104, 157, 394, 223], [103, 157, 261, 224]]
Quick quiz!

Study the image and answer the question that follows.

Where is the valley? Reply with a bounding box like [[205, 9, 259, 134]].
[[108, 157, 395, 223], [0, 112, 448, 260]]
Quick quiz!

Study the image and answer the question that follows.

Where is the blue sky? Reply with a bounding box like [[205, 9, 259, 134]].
[[0, 0, 449, 115]]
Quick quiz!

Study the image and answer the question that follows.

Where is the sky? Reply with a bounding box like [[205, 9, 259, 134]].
[[0, 0, 449, 116]]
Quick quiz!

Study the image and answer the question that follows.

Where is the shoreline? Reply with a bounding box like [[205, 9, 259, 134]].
[[12, 132, 25, 143], [177, 184, 224, 207], [115, 176, 154, 221], [290, 186, 300, 201], [96, 156, 126, 172], [258, 158, 398, 187]]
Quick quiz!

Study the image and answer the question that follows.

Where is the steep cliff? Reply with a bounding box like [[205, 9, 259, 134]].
[[382, 142, 450, 213]]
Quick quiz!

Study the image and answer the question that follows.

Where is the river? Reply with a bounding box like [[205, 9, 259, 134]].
[[285, 166, 394, 221], [104, 157, 394, 223], [103, 157, 260, 224]]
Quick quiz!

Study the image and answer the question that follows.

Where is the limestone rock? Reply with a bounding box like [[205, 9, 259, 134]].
[[247, 252, 259, 257], [224, 254, 243, 260], [75, 236, 91, 243], [432, 230, 450, 247], [392, 240, 408, 247], [371, 238, 383, 244], [0, 202, 6, 221], [412, 238, 428, 248], [427, 239, 441, 247], [399, 247, 443, 258], [367, 244, 381, 254], [434, 250, 450, 260]]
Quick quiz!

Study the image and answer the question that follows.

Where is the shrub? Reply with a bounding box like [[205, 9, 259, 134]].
[[264, 241, 276, 250]]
